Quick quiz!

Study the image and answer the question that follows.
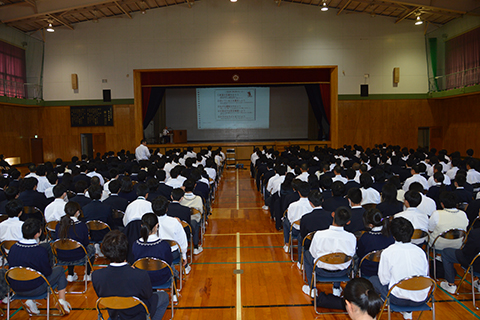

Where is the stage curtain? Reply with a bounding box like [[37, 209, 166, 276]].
[[305, 84, 330, 140], [0, 40, 26, 98], [142, 87, 165, 130], [445, 27, 480, 90]]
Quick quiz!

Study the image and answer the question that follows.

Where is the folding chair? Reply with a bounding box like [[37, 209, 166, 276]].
[[301, 231, 316, 283], [191, 208, 203, 246], [51, 239, 93, 294], [430, 228, 466, 280], [357, 249, 383, 278], [0, 214, 8, 223], [454, 252, 480, 309], [180, 220, 194, 265], [377, 275, 436, 320], [412, 229, 430, 252], [464, 216, 480, 246], [86, 220, 111, 257], [22, 206, 45, 224], [312, 252, 353, 315], [96, 296, 150, 320], [167, 239, 185, 291], [5, 267, 66, 319], [133, 257, 176, 319], [45, 220, 58, 242], [289, 219, 301, 262], [1, 240, 17, 267]]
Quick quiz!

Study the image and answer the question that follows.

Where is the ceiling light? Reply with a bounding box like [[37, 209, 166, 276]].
[[46, 23, 54, 32], [415, 15, 423, 25], [321, 1, 328, 11], [231, 0, 237, 2]]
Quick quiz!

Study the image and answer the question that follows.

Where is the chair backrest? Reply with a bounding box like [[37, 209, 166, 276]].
[[166, 239, 183, 256], [0, 214, 8, 223], [358, 249, 383, 276], [86, 220, 111, 232], [432, 228, 466, 247], [52, 238, 85, 252], [302, 231, 316, 247], [45, 220, 58, 232], [133, 257, 172, 273], [5, 266, 49, 285], [412, 229, 429, 241], [1, 240, 17, 252], [96, 296, 150, 320], [317, 252, 352, 265], [191, 208, 201, 216], [180, 220, 192, 233], [392, 275, 436, 293], [112, 209, 125, 220], [465, 216, 480, 244]]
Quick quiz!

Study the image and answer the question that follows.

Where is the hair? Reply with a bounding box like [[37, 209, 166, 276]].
[[363, 208, 391, 237], [108, 179, 121, 193], [404, 190, 422, 207], [53, 184, 67, 199], [59, 201, 81, 240], [156, 169, 167, 182], [152, 196, 169, 217], [101, 230, 129, 263], [455, 174, 466, 187], [22, 218, 42, 239], [140, 212, 158, 243], [391, 217, 414, 243], [344, 278, 383, 319], [5, 199, 23, 218], [333, 206, 351, 226], [5, 186, 19, 200], [439, 191, 458, 209], [408, 182, 425, 193], [360, 173, 373, 189], [47, 172, 58, 185], [140, 139, 146, 144], [183, 179, 196, 192], [120, 176, 134, 193], [75, 180, 88, 193], [346, 168, 356, 180], [171, 188, 185, 201], [23, 177, 38, 190], [347, 187, 362, 205], [331, 181, 346, 197], [381, 183, 398, 204], [88, 184, 103, 200], [136, 183, 149, 197], [297, 181, 311, 197], [433, 171, 444, 184], [308, 190, 323, 207]]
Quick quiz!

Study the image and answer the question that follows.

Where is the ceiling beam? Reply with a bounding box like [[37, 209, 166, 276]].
[[395, 6, 418, 23], [113, 1, 132, 18], [25, 0, 37, 13], [337, 0, 352, 15], [48, 13, 75, 30]]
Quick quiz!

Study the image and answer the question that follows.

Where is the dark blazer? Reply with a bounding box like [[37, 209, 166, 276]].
[[82, 200, 113, 242], [102, 194, 129, 212], [300, 207, 333, 250], [344, 206, 366, 234], [323, 196, 349, 213], [70, 194, 92, 208], [456, 228, 480, 271], [376, 201, 404, 218], [454, 187, 473, 204], [167, 202, 191, 227], [344, 180, 361, 193], [18, 190, 50, 212], [156, 183, 173, 199], [466, 199, 480, 229], [72, 173, 91, 186], [92, 264, 159, 320]]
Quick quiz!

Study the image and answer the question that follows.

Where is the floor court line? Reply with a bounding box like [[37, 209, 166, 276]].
[[236, 231, 242, 320]]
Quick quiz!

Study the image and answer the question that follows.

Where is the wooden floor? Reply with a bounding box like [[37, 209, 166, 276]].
[[5, 168, 480, 319]]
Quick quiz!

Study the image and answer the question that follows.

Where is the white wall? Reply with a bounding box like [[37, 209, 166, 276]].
[[43, 0, 429, 100]]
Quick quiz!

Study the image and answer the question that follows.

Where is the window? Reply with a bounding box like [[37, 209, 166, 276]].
[[0, 40, 27, 98]]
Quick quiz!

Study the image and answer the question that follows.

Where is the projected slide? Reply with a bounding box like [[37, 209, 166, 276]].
[[196, 87, 269, 129]]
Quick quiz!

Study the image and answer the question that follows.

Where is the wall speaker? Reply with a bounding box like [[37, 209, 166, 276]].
[[393, 67, 400, 84], [103, 89, 111, 102], [360, 84, 369, 97], [71, 74, 78, 90]]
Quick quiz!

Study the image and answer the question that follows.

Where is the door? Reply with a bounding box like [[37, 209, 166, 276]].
[[92, 133, 106, 157], [30, 138, 44, 164]]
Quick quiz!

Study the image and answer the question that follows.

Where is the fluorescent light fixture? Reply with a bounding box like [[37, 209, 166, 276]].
[[231, 0, 237, 2], [321, 1, 328, 11], [415, 15, 423, 25], [46, 23, 54, 32]]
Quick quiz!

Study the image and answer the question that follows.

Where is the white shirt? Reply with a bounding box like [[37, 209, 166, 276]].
[[446, 167, 459, 181], [271, 175, 286, 195], [157, 215, 188, 261], [428, 208, 468, 250], [403, 174, 429, 192], [36, 176, 53, 193], [0, 217, 24, 242], [266, 174, 280, 193], [467, 169, 480, 184], [287, 197, 313, 229], [165, 176, 187, 189], [205, 167, 216, 182], [427, 174, 451, 187], [44, 198, 67, 223], [332, 175, 348, 184], [394, 207, 429, 245], [309, 225, 356, 270], [87, 171, 105, 186], [123, 197, 153, 226], [360, 187, 381, 205], [378, 241, 429, 302], [135, 144, 151, 161], [417, 194, 436, 217], [180, 192, 203, 222], [296, 171, 309, 182]]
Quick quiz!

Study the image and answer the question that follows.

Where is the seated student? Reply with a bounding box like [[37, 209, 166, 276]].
[[323, 181, 349, 212], [403, 164, 429, 192], [44, 184, 68, 223], [179, 179, 203, 255], [394, 190, 429, 246], [356, 208, 394, 277], [359, 173, 381, 206], [440, 227, 480, 294], [409, 182, 436, 218], [132, 213, 174, 286], [17, 177, 50, 213], [302, 206, 356, 298], [70, 180, 92, 208], [118, 176, 137, 203], [426, 172, 449, 210], [55, 201, 96, 282], [123, 183, 152, 227], [319, 176, 334, 201], [332, 165, 348, 184], [0, 186, 19, 215], [92, 230, 169, 320], [452, 174, 473, 208], [428, 191, 468, 251], [344, 168, 361, 194], [154, 170, 173, 199], [370, 217, 429, 320], [168, 188, 192, 239], [0, 199, 24, 243], [283, 181, 313, 257], [344, 278, 383, 320], [152, 196, 190, 274], [376, 183, 404, 218], [300, 190, 332, 248], [102, 179, 129, 213], [8, 219, 71, 314], [344, 188, 366, 234]]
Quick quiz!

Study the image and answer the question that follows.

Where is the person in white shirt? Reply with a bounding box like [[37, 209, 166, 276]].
[[403, 164, 429, 192], [359, 173, 381, 205], [427, 164, 451, 187], [0, 199, 24, 243], [282, 181, 313, 261], [165, 166, 187, 189], [428, 191, 468, 251], [296, 163, 309, 182], [179, 180, 203, 255], [332, 165, 348, 184], [445, 158, 460, 181], [466, 159, 480, 185], [409, 182, 436, 217], [35, 165, 53, 193], [44, 185, 68, 223], [123, 184, 152, 226], [394, 190, 429, 246], [86, 164, 105, 186], [152, 197, 191, 274], [369, 217, 429, 320], [135, 139, 151, 161], [302, 207, 356, 298]]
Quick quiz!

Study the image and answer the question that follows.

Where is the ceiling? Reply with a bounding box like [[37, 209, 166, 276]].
[[0, 0, 479, 35]]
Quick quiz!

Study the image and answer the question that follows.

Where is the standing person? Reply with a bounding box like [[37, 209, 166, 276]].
[[92, 230, 169, 320], [135, 139, 151, 162]]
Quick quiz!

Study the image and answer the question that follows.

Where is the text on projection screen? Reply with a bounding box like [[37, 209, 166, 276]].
[[196, 87, 270, 129]]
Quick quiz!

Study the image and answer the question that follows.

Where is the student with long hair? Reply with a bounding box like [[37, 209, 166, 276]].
[[55, 201, 95, 282], [344, 278, 383, 320]]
